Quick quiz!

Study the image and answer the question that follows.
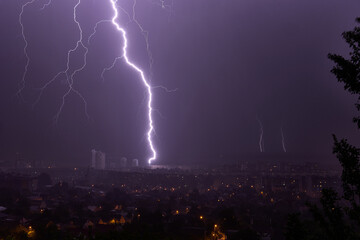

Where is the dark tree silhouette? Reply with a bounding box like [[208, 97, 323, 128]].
[[328, 18, 360, 128], [328, 16, 360, 233], [285, 17, 360, 240]]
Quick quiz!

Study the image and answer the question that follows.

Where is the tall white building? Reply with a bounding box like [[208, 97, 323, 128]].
[[91, 149, 106, 170], [91, 149, 96, 168], [120, 157, 127, 169], [132, 158, 139, 168]]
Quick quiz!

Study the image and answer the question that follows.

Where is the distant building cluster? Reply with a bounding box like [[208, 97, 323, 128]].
[[91, 150, 139, 170], [0, 160, 342, 240]]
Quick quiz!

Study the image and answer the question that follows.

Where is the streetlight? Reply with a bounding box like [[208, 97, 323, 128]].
[[200, 216, 206, 240]]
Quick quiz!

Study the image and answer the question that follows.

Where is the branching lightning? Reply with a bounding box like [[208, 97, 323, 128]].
[[87, 19, 112, 45], [87, 18, 122, 83], [152, 85, 178, 92], [256, 116, 265, 153], [131, 0, 153, 77], [33, 0, 89, 123], [99, 0, 153, 81], [17, 0, 37, 100], [39, 0, 52, 11], [18, 0, 172, 164], [95, 1, 176, 91], [109, 0, 156, 164]]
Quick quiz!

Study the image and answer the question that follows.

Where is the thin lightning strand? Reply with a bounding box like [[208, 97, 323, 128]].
[[87, 19, 112, 45], [280, 125, 287, 153], [17, 0, 37, 100], [100, 56, 123, 83], [54, 0, 89, 122], [87, 19, 118, 83], [33, 0, 89, 123], [131, 1, 178, 93], [123, 1, 177, 92], [39, 0, 52, 11], [131, 0, 153, 77], [109, 0, 156, 164], [152, 85, 178, 92], [256, 116, 264, 152]]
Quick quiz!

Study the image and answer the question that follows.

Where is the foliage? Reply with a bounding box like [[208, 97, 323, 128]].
[[285, 17, 360, 240], [328, 18, 360, 128]]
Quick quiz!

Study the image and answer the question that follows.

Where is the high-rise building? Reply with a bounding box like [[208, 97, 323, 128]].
[[91, 149, 96, 168], [120, 157, 127, 169], [91, 149, 106, 170], [132, 158, 139, 168]]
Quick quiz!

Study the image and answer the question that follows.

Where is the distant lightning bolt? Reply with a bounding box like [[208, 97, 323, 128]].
[[118, 4, 132, 25], [39, 0, 52, 11], [109, 0, 156, 164], [33, 0, 89, 123], [280, 125, 287, 153], [17, 0, 36, 100], [256, 116, 264, 152]]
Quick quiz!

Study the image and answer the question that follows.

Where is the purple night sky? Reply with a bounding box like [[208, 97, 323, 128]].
[[0, 0, 359, 166]]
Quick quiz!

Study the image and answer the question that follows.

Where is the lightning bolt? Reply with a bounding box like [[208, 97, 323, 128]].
[[99, 0, 153, 81], [256, 116, 265, 153], [96, 1, 177, 91], [33, 0, 89, 123], [280, 125, 287, 153], [87, 18, 116, 83], [88, 19, 112, 46], [127, 0, 177, 93], [39, 0, 52, 11], [17, 0, 37, 100], [19, 0, 161, 164], [100, 56, 123, 83], [109, 0, 156, 164]]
